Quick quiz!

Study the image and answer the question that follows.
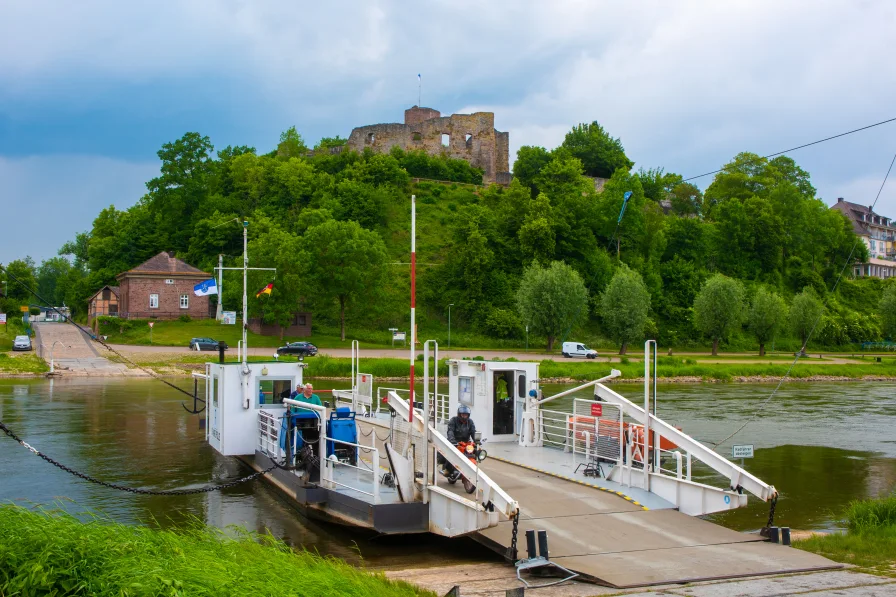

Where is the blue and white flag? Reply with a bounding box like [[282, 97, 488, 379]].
[[194, 279, 218, 296]]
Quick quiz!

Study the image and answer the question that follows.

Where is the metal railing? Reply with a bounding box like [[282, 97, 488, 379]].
[[377, 387, 451, 424], [322, 436, 380, 503]]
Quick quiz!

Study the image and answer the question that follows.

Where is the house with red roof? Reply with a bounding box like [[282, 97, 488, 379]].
[[111, 252, 212, 320]]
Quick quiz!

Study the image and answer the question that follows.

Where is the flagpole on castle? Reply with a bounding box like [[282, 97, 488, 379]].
[[418, 74, 421, 106]]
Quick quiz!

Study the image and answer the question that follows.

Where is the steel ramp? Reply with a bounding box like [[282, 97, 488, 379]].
[[473, 459, 839, 588]]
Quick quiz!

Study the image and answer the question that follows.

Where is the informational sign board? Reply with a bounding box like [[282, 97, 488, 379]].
[[732, 444, 754, 459], [222, 311, 237, 325], [0, 314, 6, 325], [20, 306, 29, 312], [590, 403, 603, 417], [393, 331, 406, 341]]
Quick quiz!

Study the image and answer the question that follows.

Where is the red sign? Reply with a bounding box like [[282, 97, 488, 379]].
[[590, 403, 602, 417], [148, 322, 154, 328]]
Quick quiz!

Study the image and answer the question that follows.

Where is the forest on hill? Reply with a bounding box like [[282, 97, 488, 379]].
[[3, 121, 891, 352]]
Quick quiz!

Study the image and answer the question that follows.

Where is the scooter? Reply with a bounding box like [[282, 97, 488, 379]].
[[444, 432, 487, 494]]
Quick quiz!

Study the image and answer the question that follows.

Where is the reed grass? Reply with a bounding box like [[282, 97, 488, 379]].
[[0, 505, 433, 597], [795, 495, 896, 575]]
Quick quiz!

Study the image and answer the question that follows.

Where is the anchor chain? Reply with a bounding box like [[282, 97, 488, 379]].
[[508, 509, 521, 562], [1, 420, 276, 496], [761, 493, 779, 538]]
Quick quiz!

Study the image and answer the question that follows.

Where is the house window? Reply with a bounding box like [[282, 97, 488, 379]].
[[149, 294, 159, 309], [297, 315, 307, 326], [102, 288, 111, 300], [180, 294, 189, 309], [109, 304, 118, 315], [165, 279, 174, 285]]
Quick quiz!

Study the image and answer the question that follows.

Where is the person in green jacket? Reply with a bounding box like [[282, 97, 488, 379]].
[[289, 383, 322, 414]]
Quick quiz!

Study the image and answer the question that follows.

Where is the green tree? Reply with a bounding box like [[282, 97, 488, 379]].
[[790, 287, 824, 354], [560, 121, 633, 179], [637, 167, 682, 202], [693, 274, 745, 355], [513, 146, 552, 192], [748, 287, 787, 356], [37, 257, 75, 306], [248, 227, 305, 341], [300, 220, 388, 340], [880, 284, 896, 340], [516, 261, 588, 351], [600, 265, 651, 354], [277, 126, 308, 159], [2, 258, 37, 303], [518, 193, 555, 264]]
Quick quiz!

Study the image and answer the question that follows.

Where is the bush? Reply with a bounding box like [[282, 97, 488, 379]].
[[29, 307, 41, 316], [178, 314, 193, 323], [483, 308, 523, 339]]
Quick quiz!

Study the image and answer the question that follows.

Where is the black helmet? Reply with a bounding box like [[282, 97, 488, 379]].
[[457, 404, 471, 416]]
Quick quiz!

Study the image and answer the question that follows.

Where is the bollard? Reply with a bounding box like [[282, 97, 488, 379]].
[[525, 529, 537, 559], [768, 526, 780, 544], [781, 527, 791, 546], [218, 343, 225, 364], [537, 530, 549, 560]]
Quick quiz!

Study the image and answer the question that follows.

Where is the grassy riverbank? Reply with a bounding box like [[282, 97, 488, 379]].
[[112, 352, 896, 382], [0, 505, 432, 596], [0, 353, 49, 375], [795, 495, 896, 576]]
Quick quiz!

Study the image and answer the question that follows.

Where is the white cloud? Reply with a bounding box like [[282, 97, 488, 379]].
[[0, 155, 157, 264]]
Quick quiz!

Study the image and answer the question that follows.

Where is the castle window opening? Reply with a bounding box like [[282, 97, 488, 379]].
[[441, 133, 450, 147], [412, 132, 422, 141], [465, 133, 473, 148], [367, 132, 375, 144]]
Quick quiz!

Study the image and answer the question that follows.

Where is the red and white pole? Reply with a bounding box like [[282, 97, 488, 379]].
[[409, 194, 416, 422]]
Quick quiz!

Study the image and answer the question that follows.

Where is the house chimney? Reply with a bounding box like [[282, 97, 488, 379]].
[[837, 197, 844, 203]]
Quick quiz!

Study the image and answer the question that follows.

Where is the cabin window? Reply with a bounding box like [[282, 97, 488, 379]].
[[149, 294, 159, 309], [517, 374, 526, 399], [258, 378, 294, 408], [441, 133, 450, 147], [459, 376, 474, 406]]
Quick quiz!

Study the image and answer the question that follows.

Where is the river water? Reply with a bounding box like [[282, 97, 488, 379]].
[[1, 377, 894, 567]]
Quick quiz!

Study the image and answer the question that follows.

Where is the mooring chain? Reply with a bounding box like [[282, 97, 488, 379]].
[[765, 493, 778, 532], [509, 509, 521, 562], [0, 421, 275, 496], [358, 426, 391, 442]]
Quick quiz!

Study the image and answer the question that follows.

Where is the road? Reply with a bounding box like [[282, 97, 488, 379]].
[[33, 323, 146, 376]]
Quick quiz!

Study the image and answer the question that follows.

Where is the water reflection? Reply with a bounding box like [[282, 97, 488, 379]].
[[1, 377, 895, 564]]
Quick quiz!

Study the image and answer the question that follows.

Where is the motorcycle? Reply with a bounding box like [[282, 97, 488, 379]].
[[444, 432, 487, 494]]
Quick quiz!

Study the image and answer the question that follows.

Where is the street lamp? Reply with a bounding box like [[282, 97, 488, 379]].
[[48, 341, 69, 374], [448, 304, 454, 348]]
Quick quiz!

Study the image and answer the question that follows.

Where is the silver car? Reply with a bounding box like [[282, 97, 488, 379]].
[[12, 335, 32, 351]]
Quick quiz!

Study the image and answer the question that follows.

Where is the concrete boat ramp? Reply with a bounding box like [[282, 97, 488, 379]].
[[468, 457, 836, 589]]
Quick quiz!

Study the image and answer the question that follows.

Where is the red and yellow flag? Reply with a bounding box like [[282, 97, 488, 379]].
[[255, 283, 273, 298]]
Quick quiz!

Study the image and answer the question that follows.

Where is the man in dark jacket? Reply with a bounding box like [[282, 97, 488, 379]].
[[440, 405, 476, 480]]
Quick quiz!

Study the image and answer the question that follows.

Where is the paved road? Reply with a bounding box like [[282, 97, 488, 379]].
[[34, 323, 146, 376]]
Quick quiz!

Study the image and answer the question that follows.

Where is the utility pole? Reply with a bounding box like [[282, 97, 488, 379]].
[[216, 254, 223, 321], [448, 303, 453, 348]]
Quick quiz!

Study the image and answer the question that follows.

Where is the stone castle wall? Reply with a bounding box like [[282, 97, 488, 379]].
[[345, 106, 511, 184]]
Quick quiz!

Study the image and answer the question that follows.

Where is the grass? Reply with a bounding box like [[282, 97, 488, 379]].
[[115, 352, 896, 381], [795, 495, 896, 575], [0, 353, 48, 374], [0, 505, 433, 597]]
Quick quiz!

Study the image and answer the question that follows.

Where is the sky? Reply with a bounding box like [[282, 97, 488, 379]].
[[2, 0, 896, 265]]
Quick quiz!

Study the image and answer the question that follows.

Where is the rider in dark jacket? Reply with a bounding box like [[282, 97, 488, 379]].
[[440, 405, 476, 480]]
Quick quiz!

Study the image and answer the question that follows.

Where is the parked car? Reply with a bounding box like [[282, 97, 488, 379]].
[[12, 335, 32, 351], [189, 337, 228, 351], [561, 341, 597, 359], [276, 341, 318, 357]]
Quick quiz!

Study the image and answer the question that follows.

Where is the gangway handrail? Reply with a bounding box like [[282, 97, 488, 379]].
[[593, 384, 777, 502], [281, 398, 329, 486], [387, 391, 519, 518]]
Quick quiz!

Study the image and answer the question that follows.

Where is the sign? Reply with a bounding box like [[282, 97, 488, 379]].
[[0, 314, 5, 325], [590, 403, 603, 417], [148, 322, 154, 328], [393, 331, 406, 341], [222, 311, 237, 325], [732, 444, 754, 459], [20, 306, 29, 312]]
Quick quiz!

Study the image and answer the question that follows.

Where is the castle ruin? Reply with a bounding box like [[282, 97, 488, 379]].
[[346, 106, 511, 184]]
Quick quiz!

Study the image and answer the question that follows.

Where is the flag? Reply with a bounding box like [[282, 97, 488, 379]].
[[193, 278, 218, 296], [255, 283, 273, 298]]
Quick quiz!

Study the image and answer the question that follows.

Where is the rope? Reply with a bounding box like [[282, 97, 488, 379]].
[[0, 264, 195, 399], [0, 420, 275, 495]]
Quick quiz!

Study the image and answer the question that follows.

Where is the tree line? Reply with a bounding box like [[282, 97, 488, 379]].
[[2, 119, 892, 352]]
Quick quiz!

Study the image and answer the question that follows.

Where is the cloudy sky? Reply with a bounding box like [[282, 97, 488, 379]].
[[2, 0, 895, 264]]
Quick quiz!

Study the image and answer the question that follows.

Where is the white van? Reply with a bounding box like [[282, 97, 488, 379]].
[[561, 342, 597, 359]]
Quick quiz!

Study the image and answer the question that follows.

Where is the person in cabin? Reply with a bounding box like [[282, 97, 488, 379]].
[[439, 404, 477, 481], [289, 383, 323, 414]]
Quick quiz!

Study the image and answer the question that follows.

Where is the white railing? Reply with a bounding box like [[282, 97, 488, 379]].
[[257, 409, 283, 458], [323, 436, 380, 503], [378, 387, 451, 424]]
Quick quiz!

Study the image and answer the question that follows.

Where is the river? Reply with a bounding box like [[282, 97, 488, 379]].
[[1, 377, 894, 567]]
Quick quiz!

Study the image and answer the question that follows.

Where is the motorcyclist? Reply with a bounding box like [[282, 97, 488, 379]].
[[439, 405, 477, 481]]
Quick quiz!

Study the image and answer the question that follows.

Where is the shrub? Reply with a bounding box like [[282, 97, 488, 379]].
[[178, 314, 193, 323], [483, 308, 523, 339]]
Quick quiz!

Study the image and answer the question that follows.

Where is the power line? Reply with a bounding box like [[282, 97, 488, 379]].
[[680, 116, 896, 183], [712, 148, 896, 449]]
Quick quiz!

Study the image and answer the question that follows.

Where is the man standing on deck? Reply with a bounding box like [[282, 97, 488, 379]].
[[289, 383, 322, 414]]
